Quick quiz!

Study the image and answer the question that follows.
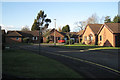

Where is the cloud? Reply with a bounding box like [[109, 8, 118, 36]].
[[0, 24, 15, 31]]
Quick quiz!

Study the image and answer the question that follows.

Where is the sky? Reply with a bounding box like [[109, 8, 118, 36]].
[[0, 1, 119, 32]]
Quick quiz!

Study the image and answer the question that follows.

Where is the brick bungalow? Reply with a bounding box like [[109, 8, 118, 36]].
[[6, 30, 40, 43], [82, 24, 102, 45], [43, 29, 66, 43], [43, 29, 79, 43], [98, 23, 120, 47]]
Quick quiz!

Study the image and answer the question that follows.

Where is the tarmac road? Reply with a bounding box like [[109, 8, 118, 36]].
[[18, 44, 120, 79]]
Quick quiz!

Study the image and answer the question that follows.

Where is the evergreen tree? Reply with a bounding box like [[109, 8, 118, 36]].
[[104, 16, 111, 23], [62, 25, 70, 32], [31, 10, 51, 31], [113, 15, 120, 23], [31, 19, 39, 31]]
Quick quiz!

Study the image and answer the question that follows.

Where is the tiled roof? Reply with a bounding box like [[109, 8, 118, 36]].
[[6, 30, 39, 37], [105, 23, 120, 33], [66, 32, 79, 37], [17, 31, 39, 37], [88, 24, 102, 34], [6, 31, 22, 37]]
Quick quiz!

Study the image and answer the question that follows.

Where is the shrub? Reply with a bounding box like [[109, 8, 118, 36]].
[[23, 38, 29, 43], [66, 40, 69, 44], [70, 39, 74, 44], [46, 38, 49, 43]]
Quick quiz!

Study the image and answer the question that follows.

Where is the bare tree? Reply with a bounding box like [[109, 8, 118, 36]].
[[66, 32, 73, 45], [87, 13, 99, 24], [74, 21, 87, 32], [21, 25, 30, 31], [58, 26, 62, 32]]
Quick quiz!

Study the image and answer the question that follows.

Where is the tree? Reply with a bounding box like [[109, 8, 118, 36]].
[[74, 21, 87, 32], [31, 10, 51, 31], [66, 32, 73, 45], [21, 25, 30, 31], [87, 13, 99, 24], [62, 25, 70, 32], [58, 26, 62, 32], [104, 16, 111, 23], [113, 15, 120, 23], [31, 19, 39, 31]]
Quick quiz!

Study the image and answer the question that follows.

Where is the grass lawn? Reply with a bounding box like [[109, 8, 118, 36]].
[[52, 43, 120, 50], [2, 49, 82, 78]]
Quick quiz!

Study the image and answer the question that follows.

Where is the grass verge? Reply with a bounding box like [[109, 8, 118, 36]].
[[51, 43, 120, 50], [2, 49, 82, 78]]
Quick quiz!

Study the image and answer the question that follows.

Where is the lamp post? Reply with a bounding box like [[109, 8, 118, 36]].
[[37, 19, 41, 54], [54, 19, 56, 46]]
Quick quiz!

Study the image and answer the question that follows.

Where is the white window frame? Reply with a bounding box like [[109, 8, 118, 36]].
[[36, 37, 38, 40], [32, 37, 34, 40], [16, 37, 19, 40]]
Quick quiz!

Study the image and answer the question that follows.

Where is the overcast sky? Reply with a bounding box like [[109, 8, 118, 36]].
[[0, 0, 119, 31]]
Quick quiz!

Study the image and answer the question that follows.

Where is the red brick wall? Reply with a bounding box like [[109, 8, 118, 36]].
[[6, 37, 22, 43], [82, 25, 96, 45], [98, 26, 114, 47], [43, 31, 64, 43]]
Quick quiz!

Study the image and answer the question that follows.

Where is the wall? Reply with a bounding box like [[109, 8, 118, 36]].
[[82, 26, 96, 45], [43, 30, 64, 43], [98, 26, 114, 47], [6, 37, 22, 43]]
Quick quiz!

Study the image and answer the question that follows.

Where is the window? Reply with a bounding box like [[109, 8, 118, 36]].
[[36, 37, 37, 40], [16, 37, 19, 40], [84, 36, 87, 41], [58, 37, 61, 40], [32, 37, 34, 40], [100, 36, 102, 41], [89, 34, 93, 41], [33, 37, 38, 40]]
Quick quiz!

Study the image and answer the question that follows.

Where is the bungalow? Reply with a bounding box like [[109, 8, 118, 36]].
[[6, 30, 40, 43], [43, 29, 66, 43], [43, 29, 79, 43], [98, 23, 120, 47], [82, 24, 102, 45]]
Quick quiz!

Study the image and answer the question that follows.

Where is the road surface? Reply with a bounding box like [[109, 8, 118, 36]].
[[18, 44, 120, 79]]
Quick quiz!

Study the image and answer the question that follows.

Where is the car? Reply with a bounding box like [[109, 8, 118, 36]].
[[58, 40, 65, 43]]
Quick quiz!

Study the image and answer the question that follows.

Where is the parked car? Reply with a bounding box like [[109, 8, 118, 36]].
[[58, 40, 65, 43]]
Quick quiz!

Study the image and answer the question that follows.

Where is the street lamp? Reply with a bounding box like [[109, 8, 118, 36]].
[[37, 19, 42, 54], [54, 19, 56, 46]]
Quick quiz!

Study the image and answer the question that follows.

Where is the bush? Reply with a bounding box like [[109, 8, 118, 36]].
[[23, 38, 29, 43], [46, 38, 49, 43], [66, 40, 69, 44], [70, 39, 74, 44]]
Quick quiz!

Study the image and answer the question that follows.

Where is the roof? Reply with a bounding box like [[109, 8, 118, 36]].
[[6, 30, 39, 37], [104, 23, 120, 33], [88, 24, 102, 34], [66, 32, 79, 38], [17, 31, 39, 37], [7, 31, 22, 37]]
